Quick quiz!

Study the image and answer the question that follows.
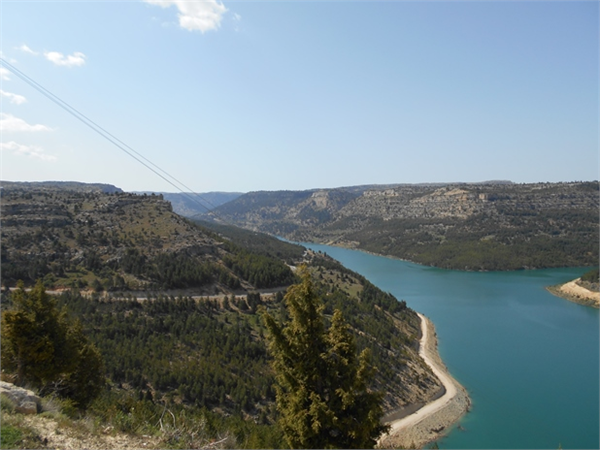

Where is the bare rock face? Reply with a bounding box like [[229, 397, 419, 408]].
[[0, 381, 41, 414]]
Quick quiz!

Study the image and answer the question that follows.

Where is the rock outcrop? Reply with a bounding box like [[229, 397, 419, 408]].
[[0, 381, 41, 414]]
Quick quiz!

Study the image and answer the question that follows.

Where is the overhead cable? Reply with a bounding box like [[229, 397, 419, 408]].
[[0, 57, 229, 222]]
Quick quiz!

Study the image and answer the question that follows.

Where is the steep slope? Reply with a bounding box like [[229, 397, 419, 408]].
[[0, 183, 293, 292], [208, 181, 599, 270]]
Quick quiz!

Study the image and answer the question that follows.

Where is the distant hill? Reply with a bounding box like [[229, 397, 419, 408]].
[[135, 191, 244, 217], [1, 180, 122, 193], [207, 181, 599, 271]]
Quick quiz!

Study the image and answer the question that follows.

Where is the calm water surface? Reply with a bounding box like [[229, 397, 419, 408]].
[[300, 243, 599, 449]]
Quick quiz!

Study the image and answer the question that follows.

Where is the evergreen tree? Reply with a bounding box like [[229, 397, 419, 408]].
[[1, 281, 104, 408], [262, 267, 388, 449]]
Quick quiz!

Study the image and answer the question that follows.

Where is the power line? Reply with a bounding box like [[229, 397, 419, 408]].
[[0, 57, 230, 223]]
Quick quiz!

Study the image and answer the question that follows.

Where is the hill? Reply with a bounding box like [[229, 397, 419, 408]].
[[0, 181, 444, 447], [207, 181, 599, 271], [0, 184, 291, 292], [135, 191, 244, 217], [0, 180, 122, 193]]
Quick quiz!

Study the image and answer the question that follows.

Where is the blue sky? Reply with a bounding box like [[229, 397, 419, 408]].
[[1, 1, 598, 193]]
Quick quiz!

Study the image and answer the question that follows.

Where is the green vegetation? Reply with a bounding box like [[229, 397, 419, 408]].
[[211, 181, 599, 271], [1, 282, 104, 408], [263, 268, 388, 448], [581, 268, 599, 283], [196, 220, 305, 264], [0, 256, 428, 448], [53, 290, 275, 415], [0, 425, 22, 450], [0, 187, 294, 291], [0, 182, 442, 448], [1, 387, 283, 449]]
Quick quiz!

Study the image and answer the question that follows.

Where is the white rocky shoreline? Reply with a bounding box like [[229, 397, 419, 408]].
[[379, 314, 471, 449]]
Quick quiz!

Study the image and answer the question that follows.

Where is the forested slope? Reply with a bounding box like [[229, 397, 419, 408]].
[[208, 181, 599, 271], [0, 183, 293, 292], [0, 181, 442, 447]]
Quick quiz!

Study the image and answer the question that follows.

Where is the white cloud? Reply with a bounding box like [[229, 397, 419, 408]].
[[0, 141, 57, 161], [17, 44, 38, 55], [44, 51, 86, 67], [145, 0, 228, 33], [0, 113, 53, 132], [0, 68, 10, 81], [0, 90, 27, 105]]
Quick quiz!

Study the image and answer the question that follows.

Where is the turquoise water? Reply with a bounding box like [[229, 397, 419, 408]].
[[301, 243, 599, 449]]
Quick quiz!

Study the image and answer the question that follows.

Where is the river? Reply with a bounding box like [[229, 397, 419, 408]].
[[300, 243, 599, 449]]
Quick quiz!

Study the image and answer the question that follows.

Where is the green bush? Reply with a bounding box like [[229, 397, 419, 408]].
[[0, 425, 22, 449], [581, 268, 599, 283], [0, 394, 15, 413]]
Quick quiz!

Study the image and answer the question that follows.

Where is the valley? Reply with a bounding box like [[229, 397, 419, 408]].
[[206, 181, 599, 271], [0, 181, 451, 448]]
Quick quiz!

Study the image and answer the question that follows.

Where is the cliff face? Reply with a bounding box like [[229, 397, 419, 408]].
[[209, 181, 599, 270], [340, 186, 489, 220]]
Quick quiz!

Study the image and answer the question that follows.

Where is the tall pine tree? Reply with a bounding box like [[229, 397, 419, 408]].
[[1, 281, 104, 408], [262, 267, 388, 449]]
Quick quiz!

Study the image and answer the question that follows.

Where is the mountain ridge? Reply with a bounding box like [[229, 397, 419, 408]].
[[205, 181, 599, 271]]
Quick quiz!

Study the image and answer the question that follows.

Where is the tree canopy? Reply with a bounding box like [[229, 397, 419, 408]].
[[1, 282, 104, 408], [262, 268, 388, 449]]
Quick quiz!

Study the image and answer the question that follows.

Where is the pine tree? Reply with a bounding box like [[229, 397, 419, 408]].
[[262, 267, 388, 449], [1, 281, 104, 408]]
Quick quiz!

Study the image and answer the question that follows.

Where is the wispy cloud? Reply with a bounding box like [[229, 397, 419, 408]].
[[17, 44, 38, 56], [0, 90, 27, 105], [0, 68, 10, 81], [0, 113, 53, 132], [1, 141, 57, 161], [232, 12, 241, 32], [145, 0, 228, 33], [44, 51, 86, 67], [0, 51, 18, 64]]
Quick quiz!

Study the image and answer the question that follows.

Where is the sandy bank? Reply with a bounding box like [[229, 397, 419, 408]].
[[547, 278, 599, 308], [378, 314, 470, 449]]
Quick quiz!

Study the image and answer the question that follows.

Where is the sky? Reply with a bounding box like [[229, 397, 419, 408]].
[[0, 1, 598, 193]]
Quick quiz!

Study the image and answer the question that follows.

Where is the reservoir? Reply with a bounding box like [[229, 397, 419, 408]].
[[301, 243, 599, 449]]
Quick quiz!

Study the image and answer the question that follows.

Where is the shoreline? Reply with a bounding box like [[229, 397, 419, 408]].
[[379, 313, 470, 449], [546, 278, 599, 308], [307, 237, 593, 273]]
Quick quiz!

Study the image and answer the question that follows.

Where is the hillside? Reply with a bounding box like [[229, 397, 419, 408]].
[[0, 183, 292, 293], [0, 181, 443, 447], [208, 181, 599, 271]]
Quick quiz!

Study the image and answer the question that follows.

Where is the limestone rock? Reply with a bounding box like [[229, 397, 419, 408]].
[[0, 381, 41, 414]]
